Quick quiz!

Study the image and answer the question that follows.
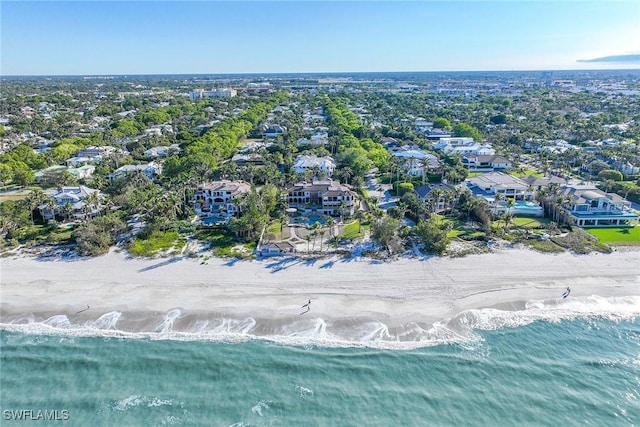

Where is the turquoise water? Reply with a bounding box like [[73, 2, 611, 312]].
[[1, 317, 638, 426], [512, 201, 541, 210]]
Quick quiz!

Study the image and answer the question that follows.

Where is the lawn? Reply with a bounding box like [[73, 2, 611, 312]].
[[586, 227, 640, 244], [511, 217, 549, 228], [129, 231, 185, 256], [341, 221, 362, 240], [267, 222, 282, 240], [509, 169, 544, 178]]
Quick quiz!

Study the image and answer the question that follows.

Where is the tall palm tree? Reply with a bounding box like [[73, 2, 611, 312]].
[[493, 192, 505, 217], [61, 202, 73, 223], [430, 189, 443, 213], [354, 210, 365, 234], [504, 198, 515, 232], [555, 195, 569, 226], [45, 198, 57, 224], [24, 189, 48, 224]]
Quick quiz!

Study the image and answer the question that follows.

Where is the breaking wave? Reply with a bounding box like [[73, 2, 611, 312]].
[[2, 296, 639, 350]]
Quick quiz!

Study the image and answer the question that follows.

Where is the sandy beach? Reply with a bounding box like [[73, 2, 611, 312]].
[[2, 248, 639, 332]]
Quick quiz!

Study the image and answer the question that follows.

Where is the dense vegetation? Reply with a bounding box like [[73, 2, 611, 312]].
[[1, 71, 639, 257]]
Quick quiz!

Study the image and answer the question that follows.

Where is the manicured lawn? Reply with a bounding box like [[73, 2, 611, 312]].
[[509, 169, 544, 178], [586, 227, 640, 244], [341, 221, 362, 240], [511, 217, 549, 228]]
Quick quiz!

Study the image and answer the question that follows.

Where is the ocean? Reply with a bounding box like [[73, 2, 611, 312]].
[[1, 297, 639, 426]]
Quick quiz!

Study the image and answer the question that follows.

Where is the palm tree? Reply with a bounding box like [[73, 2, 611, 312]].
[[493, 192, 505, 217], [430, 189, 443, 213], [325, 216, 335, 245], [24, 189, 48, 224], [305, 234, 311, 254], [555, 195, 569, 226], [319, 230, 326, 252], [354, 210, 365, 234], [503, 198, 514, 233], [61, 202, 73, 223], [505, 197, 514, 216], [45, 198, 58, 224], [310, 222, 320, 252], [442, 190, 454, 213], [85, 191, 101, 218]]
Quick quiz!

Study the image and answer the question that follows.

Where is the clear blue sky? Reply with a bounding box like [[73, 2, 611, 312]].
[[1, 1, 639, 75]]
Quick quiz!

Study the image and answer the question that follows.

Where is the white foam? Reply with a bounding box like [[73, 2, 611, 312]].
[[101, 395, 181, 413], [209, 317, 256, 335], [250, 400, 271, 417], [88, 311, 121, 330], [2, 295, 638, 350], [156, 309, 181, 333], [294, 385, 314, 399], [43, 315, 71, 328]]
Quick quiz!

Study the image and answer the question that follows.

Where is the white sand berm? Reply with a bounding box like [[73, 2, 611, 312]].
[[1, 248, 638, 327]]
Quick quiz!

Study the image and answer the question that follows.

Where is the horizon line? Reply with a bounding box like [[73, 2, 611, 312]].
[[3, 68, 640, 79]]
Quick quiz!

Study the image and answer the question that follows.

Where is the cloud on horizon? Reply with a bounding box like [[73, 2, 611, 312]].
[[577, 54, 640, 63]]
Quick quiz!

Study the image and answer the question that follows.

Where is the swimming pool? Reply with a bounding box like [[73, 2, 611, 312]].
[[201, 216, 226, 225], [510, 202, 543, 216], [294, 214, 328, 226]]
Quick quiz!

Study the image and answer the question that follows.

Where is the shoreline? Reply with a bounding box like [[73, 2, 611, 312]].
[[1, 248, 639, 346]]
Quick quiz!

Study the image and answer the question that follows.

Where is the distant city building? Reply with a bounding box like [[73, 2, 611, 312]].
[[189, 88, 237, 100]]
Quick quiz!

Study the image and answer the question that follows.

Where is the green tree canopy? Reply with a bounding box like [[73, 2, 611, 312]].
[[597, 169, 623, 182], [452, 123, 482, 141], [433, 117, 451, 129]]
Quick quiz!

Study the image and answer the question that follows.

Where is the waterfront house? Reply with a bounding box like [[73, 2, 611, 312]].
[[192, 180, 251, 222], [256, 241, 296, 257], [414, 183, 456, 212], [558, 185, 639, 227], [467, 172, 542, 216], [287, 180, 356, 217], [38, 186, 102, 221]]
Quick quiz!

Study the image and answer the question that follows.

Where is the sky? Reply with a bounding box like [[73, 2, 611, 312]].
[[1, 1, 639, 75]]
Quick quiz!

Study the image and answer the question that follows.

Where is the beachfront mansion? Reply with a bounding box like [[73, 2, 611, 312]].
[[286, 180, 357, 217]]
